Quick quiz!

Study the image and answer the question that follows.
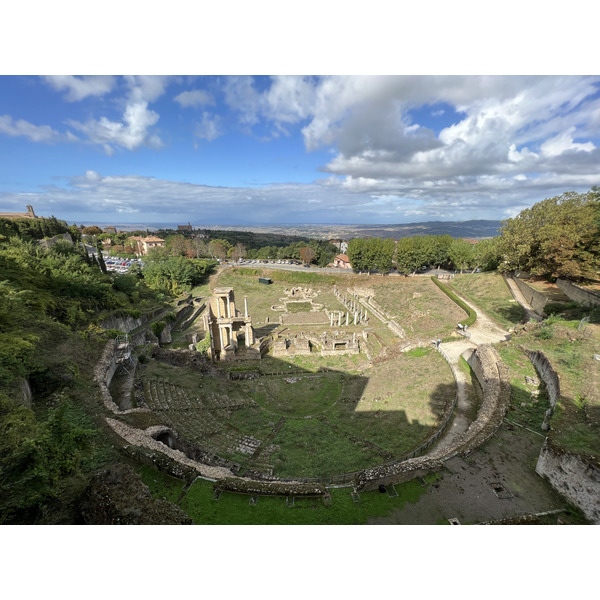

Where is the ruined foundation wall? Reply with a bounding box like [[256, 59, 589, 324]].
[[525, 349, 600, 523], [536, 441, 600, 523], [556, 279, 600, 307], [512, 276, 548, 316], [460, 345, 511, 455]]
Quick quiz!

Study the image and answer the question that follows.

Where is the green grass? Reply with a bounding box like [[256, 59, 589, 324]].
[[270, 418, 382, 477], [458, 356, 482, 423], [405, 347, 431, 358], [431, 276, 476, 326], [448, 272, 524, 328], [501, 320, 600, 458], [286, 301, 312, 313], [178, 476, 428, 524], [496, 344, 549, 429], [252, 373, 342, 417]]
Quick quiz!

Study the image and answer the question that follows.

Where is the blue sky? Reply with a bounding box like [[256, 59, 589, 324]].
[[1, 72, 599, 225]]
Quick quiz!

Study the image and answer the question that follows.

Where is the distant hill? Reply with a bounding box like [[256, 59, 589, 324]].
[[350, 220, 502, 239], [87, 220, 503, 241]]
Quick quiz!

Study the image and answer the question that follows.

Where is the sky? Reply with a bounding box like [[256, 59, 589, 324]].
[[1, 8, 599, 228]]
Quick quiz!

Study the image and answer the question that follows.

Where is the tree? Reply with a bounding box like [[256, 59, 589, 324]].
[[471, 238, 500, 272], [448, 239, 475, 273], [209, 239, 231, 260], [82, 226, 103, 236], [497, 189, 600, 279], [300, 246, 316, 265], [95, 243, 107, 274], [230, 243, 247, 261], [378, 239, 395, 273], [167, 235, 190, 257]]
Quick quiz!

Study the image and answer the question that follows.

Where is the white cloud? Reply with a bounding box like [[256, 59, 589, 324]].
[[67, 101, 161, 153], [124, 75, 170, 103], [540, 127, 595, 158], [0, 114, 74, 143], [43, 75, 116, 101], [174, 89, 215, 107], [3, 168, 595, 226], [195, 112, 222, 142]]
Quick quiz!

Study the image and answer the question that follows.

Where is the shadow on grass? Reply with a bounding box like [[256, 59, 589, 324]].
[[137, 348, 457, 483]]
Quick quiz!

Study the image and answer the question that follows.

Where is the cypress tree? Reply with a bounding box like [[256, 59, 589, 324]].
[[96, 244, 107, 274]]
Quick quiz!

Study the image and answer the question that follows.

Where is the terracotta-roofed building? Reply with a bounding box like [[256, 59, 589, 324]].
[[333, 254, 352, 269], [127, 235, 166, 256]]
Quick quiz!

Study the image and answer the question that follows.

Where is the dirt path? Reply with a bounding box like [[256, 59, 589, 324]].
[[455, 292, 512, 345], [430, 340, 477, 456], [427, 294, 510, 454]]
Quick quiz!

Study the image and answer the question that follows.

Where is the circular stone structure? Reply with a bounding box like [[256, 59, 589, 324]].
[[135, 346, 456, 481]]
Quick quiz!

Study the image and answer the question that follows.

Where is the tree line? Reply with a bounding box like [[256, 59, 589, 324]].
[[346, 235, 499, 274]]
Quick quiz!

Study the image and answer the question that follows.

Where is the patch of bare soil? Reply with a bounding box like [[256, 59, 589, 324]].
[[368, 424, 584, 524]]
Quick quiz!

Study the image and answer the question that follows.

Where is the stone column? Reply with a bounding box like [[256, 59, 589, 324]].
[[219, 325, 224, 351], [338, 312, 342, 327], [226, 296, 231, 318], [244, 296, 249, 318], [330, 313, 334, 327], [216, 298, 221, 318]]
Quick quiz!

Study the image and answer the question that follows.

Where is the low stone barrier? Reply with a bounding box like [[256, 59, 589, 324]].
[[512, 276, 548, 316], [216, 477, 326, 497], [556, 278, 600, 307]]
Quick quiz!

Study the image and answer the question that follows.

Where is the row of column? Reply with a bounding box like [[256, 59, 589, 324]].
[[332, 286, 368, 326]]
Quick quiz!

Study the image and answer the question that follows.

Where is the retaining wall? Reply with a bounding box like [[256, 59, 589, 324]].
[[536, 441, 600, 523], [512, 276, 548, 316], [526, 348, 600, 524], [556, 279, 600, 307]]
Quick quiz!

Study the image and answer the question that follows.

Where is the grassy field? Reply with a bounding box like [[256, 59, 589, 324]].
[[448, 272, 524, 328], [503, 317, 600, 457], [371, 276, 467, 338], [139, 465, 434, 524]]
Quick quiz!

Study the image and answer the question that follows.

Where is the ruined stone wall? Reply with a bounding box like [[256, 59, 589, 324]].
[[525, 348, 600, 523], [536, 440, 600, 523], [355, 345, 510, 491], [176, 303, 205, 332], [388, 319, 406, 338], [100, 313, 144, 333], [512, 276, 548, 316], [459, 345, 511, 455], [524, 350, 560, 410], [93, 340, 121, 412], [556, 279, 600, 307]]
